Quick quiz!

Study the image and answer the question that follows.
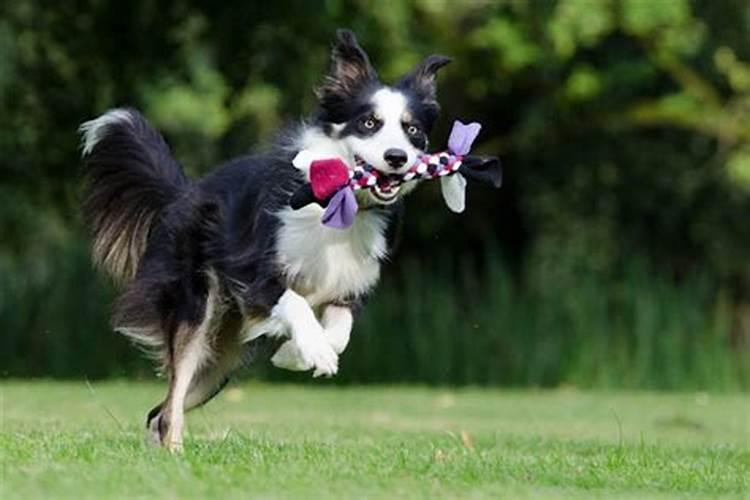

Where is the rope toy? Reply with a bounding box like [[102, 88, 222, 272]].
[[290, 120, 502, 228]]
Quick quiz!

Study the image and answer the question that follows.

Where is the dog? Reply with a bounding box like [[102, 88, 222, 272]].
[[80, 29, 451, 452]]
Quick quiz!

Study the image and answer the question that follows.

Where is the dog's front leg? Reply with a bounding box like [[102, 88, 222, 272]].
[[270, 289, 338, 377], [320, 304, 353, 355]]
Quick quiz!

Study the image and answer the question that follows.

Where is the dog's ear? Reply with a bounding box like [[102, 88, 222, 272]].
[[316, 29, 377, 110], [398, 55, 451, 104]]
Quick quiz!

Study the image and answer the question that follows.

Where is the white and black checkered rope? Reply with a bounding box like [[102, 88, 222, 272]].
[[289, 151, 500, 210], [348, 152, 463, 193]]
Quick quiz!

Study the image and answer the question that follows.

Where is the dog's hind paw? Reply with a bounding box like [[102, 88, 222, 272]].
[[165, 439, 184, 454], [145, 411, 162, 447]]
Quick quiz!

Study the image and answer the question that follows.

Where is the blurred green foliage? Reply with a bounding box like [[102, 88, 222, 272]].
[[1, 0, 748, 388]]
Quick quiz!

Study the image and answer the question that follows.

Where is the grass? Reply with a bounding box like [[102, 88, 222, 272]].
[[1, 381, 748, 499]]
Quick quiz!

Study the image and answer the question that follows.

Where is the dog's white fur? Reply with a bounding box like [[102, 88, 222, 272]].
[[320, 305, 353, 354], [271, 86, 421, 376], [342, 88, 420, 174], [269, 289, 339, 377], [276, 205, 388, 306], [79, 109, 134, 156], [270, 303, 353, 374]]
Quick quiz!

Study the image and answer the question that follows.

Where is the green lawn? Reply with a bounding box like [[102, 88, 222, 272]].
[[1, 381, 748, 499]]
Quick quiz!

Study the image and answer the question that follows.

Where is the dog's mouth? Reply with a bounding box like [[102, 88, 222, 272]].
[[354, 154, 402, 205], [370, 183, 401, 204]]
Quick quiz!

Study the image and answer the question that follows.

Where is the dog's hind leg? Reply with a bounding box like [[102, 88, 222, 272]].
[[182, 337, 244, 412], [159, 327, 210, 452], [146, 313, 245, 446], [172, 335, 287, 426], [155, 296, 218, 453], [146, 358, 235, 447], [181, 325, 287, 412], [145, 352, 230, 448]]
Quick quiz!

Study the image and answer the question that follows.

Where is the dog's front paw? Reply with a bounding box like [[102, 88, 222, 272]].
[[271, 339, 313, 371], [305, 336, 339, 378], [271, 334, 338, 377]]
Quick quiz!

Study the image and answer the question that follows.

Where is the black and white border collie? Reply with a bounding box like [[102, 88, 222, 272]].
[[80, 29, 450, 451]]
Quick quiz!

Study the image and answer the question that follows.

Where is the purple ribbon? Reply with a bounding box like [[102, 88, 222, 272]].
[[321, 187, 358, 229], [448, 120, 481, 156]]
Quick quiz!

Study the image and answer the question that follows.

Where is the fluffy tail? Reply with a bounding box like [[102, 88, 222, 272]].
[[80, 108, 189, 284]]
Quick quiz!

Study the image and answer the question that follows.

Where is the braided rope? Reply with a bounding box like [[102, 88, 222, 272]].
[[349, 153, 463, 194]]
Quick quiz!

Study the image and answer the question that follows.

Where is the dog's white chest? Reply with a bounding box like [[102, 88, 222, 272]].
[[276, 205, 388, 306]]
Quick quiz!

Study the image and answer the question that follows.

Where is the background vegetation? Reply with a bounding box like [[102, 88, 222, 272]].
[[1, 0, 748, 389]]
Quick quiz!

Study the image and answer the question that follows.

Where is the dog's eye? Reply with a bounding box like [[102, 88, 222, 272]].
[[363, 118, 376, 129], [406, 125, 420, 136]]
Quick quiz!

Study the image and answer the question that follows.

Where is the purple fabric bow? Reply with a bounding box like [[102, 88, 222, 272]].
[[448, 120, 481, 156], [321, 187, 358, 229]]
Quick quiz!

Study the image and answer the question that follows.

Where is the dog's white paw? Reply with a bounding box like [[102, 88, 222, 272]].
[[164, 438, 184, 454], [305, 335, 339, 378], [272, 334, 338, 377], [271, 340, 313, 371]]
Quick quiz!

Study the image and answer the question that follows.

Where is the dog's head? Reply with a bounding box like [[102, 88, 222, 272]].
[[315, 29, 450, 205]]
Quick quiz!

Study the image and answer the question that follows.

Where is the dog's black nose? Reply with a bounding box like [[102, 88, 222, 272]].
[[384, 148, 407, 169]]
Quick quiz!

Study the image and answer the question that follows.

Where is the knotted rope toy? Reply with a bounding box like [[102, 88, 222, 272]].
[[290, 120, 502, 228]]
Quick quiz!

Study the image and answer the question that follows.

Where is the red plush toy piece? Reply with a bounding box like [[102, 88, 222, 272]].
[[309, 158, 350, 201]]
